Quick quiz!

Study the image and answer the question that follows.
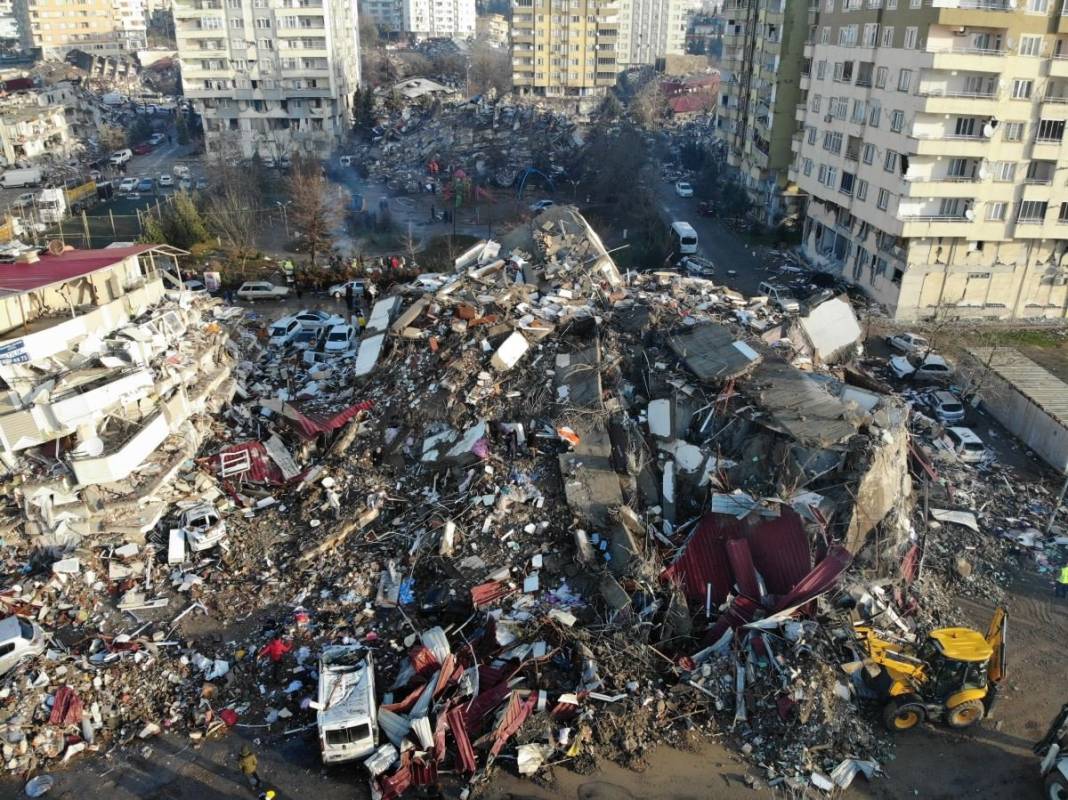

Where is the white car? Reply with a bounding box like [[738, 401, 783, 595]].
[[236, 281, 290, 301], [944, 426, 987, 463], [268, 315, 303, 346], [294, 309, 346, 332], [889, 353, 952, 381], [109, 148, 132, 166], [758, 281, 801, 313], [149, 132, 166, 146], [323, 323, 357, 353], [887, 332, 930, 354], [675, 181, 694, 197], [528, 199, 555, 212], [328, 280, 366, 299], [118, 177, 138, 193], [158, 174, 174, 188], [0, 615, 46, 676], [681, 255, 715, 277], [180, 504, 227, 552]]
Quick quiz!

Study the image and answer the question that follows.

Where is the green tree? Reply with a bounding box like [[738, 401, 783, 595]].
[[127, 116, 152, 146], [141, 192, 209, 249]]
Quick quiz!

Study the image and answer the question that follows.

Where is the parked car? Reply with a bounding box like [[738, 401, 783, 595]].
[[118, 177, 139, 193], [109, 148, 132, 166], [132, 143, 153, 155], [158, 174, 174, 187], [194, 178, 208, 190], [236, 281, 290, 301], [294, 309, 346, 332], [149, 132, 166, 146], [675, 181, 694, 197], [173, 164, 191, 179], [528, 199, 555, 212], [681, 255, 715, 277], [323, 323, 357, 353], [317, 645, 377, 764], [924, 390, 966, 423], [269, 315, 303, 347], [887, 332, 930, 354], [328, 280, 366, 299], [758, 281, 801, 313], [137, 177, 154, 193], [0, 615, 46, 676], [179, 178, 192, 191], [183, 279, 207, 293], [292, 329, 319, 350], [890, 353, 952, 381], [11, 192, 34, 208], [180, 503, 227, 552], [944, 426, 987, 463]]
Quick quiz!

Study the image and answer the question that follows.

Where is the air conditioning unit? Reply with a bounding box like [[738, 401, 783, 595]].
[[952, 26, 967, 35], [825, 113, 833, 122]]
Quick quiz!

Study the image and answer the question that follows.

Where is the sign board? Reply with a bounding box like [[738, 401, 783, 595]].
[[204, 271, 221, 292]]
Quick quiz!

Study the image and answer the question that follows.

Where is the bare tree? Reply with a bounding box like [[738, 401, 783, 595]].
[[203, 159, 264, 264], [630, 80, 669, 129], [468, 43, 511, 96], [287, 155, 342, 266]]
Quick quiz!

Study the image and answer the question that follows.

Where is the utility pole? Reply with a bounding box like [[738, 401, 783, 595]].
[[1045, 473, 1068, 535]]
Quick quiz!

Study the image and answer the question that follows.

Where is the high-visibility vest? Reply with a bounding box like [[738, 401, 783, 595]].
[[1060, 565, 1068, 584]]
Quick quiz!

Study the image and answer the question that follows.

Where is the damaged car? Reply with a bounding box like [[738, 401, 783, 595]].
[[180, 504, 227, 552]]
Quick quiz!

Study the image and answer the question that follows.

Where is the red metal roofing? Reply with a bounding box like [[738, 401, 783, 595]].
[[489, 692, 537, 758], [282, 400, 374, 441], [669, 94, 716, 114], [205, 441, 288, 485], [0, 245, 152, 294], [446, 705, 477, 773], [725, 538, 760, 599], [774, 544, 852, 612]]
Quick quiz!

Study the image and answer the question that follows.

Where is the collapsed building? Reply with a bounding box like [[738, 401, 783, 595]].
[[0, 208, 1059, 797]]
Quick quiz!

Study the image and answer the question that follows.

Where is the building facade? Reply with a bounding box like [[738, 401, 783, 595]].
[[511, 0, 620, 98], [0, 104, 69, 166], [616, 0, 698, 67], [719, 0, 808, 223], [794, 0, 1068, 321], [175, 0, 361, 161], [363, 0, 403, 31], [476, 11, 508, 44], [13, 0, 147, 58], [402, 0, 476, 37]]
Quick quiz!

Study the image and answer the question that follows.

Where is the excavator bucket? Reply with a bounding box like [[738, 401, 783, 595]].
[[985, 607, 1007, 683]]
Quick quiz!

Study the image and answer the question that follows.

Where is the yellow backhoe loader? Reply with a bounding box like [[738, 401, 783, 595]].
[[855, 607, 1006, 732]]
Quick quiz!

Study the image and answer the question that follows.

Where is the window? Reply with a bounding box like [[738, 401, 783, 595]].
[[824, 130, 844, 153], [1012, 79, 1033, 99], [1059, 202, 1068, 222], [1027, 0, 1049, 12], [803, 157, 814, 176], [820, 26, 831, 44], [825, 166, 839, 187], [818, 163, 828, 183], [856, 179, 868, 201], [840, 172, 856, 195], [875, 66, 888, 89], [884, 150, 899, 173], [869, 102, 881, 127], [887, 0, 897, 8], [992, 161, 1016, 181], [987, 202, 1007, 221], [1037, 119, 1066, 140], [903, 26, 917, 49], [259, 38, 273, 49], [1004, 121, 1025, 141], [1017, 200, 1048, 221], [807, 126, 818, 145], [863, 23, 878, 47], [877, 188, 890, 210], [825, 0, 834, 9], [890, 110, 905, 132], [897, 69, 912, 92], [909, 0, 921, 6], [1019, 35, 1042, 56], [954, 117, 977, 137], [254, 17, 271, 28], [811, 93, 822, 113], [863, 143, 876, 164], [881, 26, 894, 47], [851, 99, 866, 122], [833, 61, 844, 81], [816, 60, 827, 80]]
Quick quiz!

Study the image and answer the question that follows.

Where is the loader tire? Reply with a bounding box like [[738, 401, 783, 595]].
[[1045, 771, 1068, 800], [946, 699, 985, 729], [882, 699, 924, 732]]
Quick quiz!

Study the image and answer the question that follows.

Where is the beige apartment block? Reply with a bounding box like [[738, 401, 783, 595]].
[[794, 0, 1068, 321], [14, 0, 147, 58], [511, 0, 620, 99], [175, 0, 360, 161]]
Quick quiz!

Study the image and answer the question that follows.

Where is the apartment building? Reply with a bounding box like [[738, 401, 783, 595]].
[[363, 0, 403, 31], [719, 0, 808, 224], [0, 104, 69, 166], [174, 0, 360, 161], [476, 11, 509, 44], [511, 0, 620, 99], [402, 0, 476, 37], [616, 0, 698, 67], [794, 0, 1068, 321], [13, 0, 147, 58]]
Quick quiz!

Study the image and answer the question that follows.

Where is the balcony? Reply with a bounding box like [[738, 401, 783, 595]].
[[899, 215, 976, 237], [917, 89, 998, 114], [1051, 57, 1068, 78], [911, 134, 991, 156], [927, 45, 1006, 71]]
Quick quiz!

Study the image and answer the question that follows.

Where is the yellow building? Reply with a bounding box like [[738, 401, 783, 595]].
[[14, 0, 147, 58], [511, 0, 620, 99]]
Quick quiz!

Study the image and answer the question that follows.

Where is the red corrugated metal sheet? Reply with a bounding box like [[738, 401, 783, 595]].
[[282, 400, 373, 441], [661, 514, 734, 604], [409, 644, 439, 679], [49, 686, 82, 726], [0, 245, 153, 294], [489, 692, 537, 758], [774, 544, 852, 612], [900, 543, 921, 583], [461, 680, 511, 730], [380, 683, 425, 715], [378, 752, 412, 800], [470, 580, 515, 608], [725, 538, 760, 598], [410, 754, 437, 786], [446, 705, 477, 773], [433, 709, 448, 762], [745, 509, 812, 595], [669, 94, 716, 114], [206, 441, 288, 485]]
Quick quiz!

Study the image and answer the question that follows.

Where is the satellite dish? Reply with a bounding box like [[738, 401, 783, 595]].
[[965, 208, 976, 221], [74, 436, 104, 458], [982, 122, 995, 138], [47, 239, 64, 256]]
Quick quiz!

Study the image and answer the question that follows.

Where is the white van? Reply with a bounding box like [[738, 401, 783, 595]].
[[316, 646, 377, 764], [109, 149, 133, 166], [268, 316, 302, 347], [670, 221, 698, 255]]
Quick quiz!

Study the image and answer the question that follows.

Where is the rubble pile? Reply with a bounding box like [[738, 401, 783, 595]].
[[0, 208, 1061, 796]]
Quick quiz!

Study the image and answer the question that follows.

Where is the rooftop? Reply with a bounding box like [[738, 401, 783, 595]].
[[0, 244, 153, 296], [967, 347, 1068, 429]]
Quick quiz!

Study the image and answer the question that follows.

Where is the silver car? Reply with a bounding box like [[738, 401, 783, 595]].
[[0, 615, 46, 676]]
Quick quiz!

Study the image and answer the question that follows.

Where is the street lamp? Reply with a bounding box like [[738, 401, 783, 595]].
[[276, 200, 292, 239]]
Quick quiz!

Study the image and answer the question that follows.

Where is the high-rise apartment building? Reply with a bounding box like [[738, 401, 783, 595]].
[[511, 0, 620, 99], [363, 0, 403, 31], [174, 0, 360, 161], [13, 0, 147, 58], [718, 0, 808, 223], [794, 0, 1068, 321], [616, 0, 698, 67], [402, 0, 476, 37]]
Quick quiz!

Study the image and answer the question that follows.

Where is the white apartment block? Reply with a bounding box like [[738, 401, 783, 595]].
[[617, 0, 698, 67], [402, 0, 476, 38], [174, 0, 361, 161], [13, 0, 147, 58], [794, 0, 1068, 322], [363, 0, 403, 31]]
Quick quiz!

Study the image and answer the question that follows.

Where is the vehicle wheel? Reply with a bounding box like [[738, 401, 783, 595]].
[[1046, 771, 1068, 800], [882, 700, 925, 732], [946, 699, 985, 729]]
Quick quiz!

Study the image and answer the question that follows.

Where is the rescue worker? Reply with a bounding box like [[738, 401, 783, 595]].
[[1057, 562, 1068, 598], [258, 636, 292, 683], [239, 744, 261, 790]]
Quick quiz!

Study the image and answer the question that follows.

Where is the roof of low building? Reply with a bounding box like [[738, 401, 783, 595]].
[[966, 346, 1068, 429], [0, 244, 153, 295]]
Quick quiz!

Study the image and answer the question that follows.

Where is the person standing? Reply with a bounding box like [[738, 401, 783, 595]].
[[1057, 563, 1068, 599], [344, 282, 354, 314], [258, 636, 292, 683], [239, 744, 261, 790]]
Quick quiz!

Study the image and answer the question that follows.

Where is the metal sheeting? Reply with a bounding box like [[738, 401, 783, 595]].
[[207, 441, 288, 485], [967, 347, 1068, 428], [668, 323, 763, 383], [743, 360, 860, 448]]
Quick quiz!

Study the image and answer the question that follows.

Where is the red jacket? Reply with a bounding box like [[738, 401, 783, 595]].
[[259, 638, 291, 663]]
